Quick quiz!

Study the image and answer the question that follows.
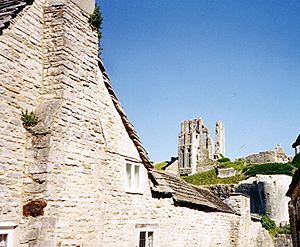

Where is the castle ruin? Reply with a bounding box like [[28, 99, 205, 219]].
[[178, 118, 225, 175]]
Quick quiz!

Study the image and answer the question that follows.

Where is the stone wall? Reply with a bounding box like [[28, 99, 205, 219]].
[[240, 145, 290, 164], [0, 0, 46, 225], [237, 175, 292, 226], [215, 120, 225, 158], [217, 167, 236, 178], [274, 235, 293, 247], [0, 1, 275, 246]]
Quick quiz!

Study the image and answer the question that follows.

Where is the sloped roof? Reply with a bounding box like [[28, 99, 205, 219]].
[[98, 60, 153, 170], [0, 0, 33, 34], [150, 170, 234, 213]]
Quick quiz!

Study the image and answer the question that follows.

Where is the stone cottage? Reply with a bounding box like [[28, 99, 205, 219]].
[[287, 171, 300, 247], [0, 0, 274, 246], [287, 137, 300, 247]]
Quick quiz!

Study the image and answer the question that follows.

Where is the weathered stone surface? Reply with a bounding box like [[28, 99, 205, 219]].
[[215, 120, 225, 158], [237, 175, 292, 226], [240, 144, 291, 164], [178, 118, 218, 175], [274, 234, 293, 247], [217, 167, 236, 178], [23, 200, 47, 217]]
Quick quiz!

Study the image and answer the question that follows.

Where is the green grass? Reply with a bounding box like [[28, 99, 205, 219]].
[[182, 169, 248, 186], [154, 161, 168, 171], [182, 161, 296, 186], [218, 161, 248, 172]]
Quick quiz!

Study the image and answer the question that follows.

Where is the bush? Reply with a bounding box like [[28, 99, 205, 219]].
[[261, 215, 276, 230], [21, 109, 39, 129], [292, 153, 300, 168], [243, 163, 294, 176], [218, 157, 230, 163]]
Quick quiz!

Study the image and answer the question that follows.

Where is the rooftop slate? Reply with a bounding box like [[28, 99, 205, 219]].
[[150, 170, 234, 213], [0, 0, 33, 34]]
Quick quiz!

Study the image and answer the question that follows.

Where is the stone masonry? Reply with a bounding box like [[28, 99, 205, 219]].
[[215, 120, 225, 159], [0, 1, 275, 246], [178, 118, 225, 175], [240, 144, 291, 164]]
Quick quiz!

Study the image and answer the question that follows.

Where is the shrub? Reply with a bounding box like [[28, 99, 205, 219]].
[[292, 153, 300, 168], [21, 110, 39, 129], [218, 157, 230, 163], [88, 4, 103, 55], [243, 163, 294, 176], [261, 215, 276, 230]]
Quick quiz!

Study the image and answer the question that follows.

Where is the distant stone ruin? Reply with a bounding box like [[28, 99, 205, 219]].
[[178, 118, 225, 175], [240, 144, 291, 164], [215, 120, 225, 159]]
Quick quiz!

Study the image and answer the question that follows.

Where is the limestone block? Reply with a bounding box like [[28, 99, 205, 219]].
[[217, 167, 236, 178]]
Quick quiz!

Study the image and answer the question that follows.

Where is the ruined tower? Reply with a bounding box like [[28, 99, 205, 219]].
[[178, 119, 213, 175], [214, 121, 225, 159]]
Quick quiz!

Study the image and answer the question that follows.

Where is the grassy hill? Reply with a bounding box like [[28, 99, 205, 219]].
[[182, 161, 296, 186]]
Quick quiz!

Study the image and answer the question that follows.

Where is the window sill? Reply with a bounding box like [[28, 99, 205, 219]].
[[125, 190, 143, 195]]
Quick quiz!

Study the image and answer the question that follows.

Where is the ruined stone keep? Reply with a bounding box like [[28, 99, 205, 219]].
[[0, 0, 276, 246], [178, 118, 225, 175]]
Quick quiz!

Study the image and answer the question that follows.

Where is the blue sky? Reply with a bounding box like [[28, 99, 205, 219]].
[[98, 0, 300, 162]]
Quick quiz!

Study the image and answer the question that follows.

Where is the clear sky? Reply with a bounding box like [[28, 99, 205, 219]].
[[98, 0, 300, 162]]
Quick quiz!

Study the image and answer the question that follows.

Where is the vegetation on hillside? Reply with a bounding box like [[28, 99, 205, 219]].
[[243, 162, 295, 176], [182, 161, 296, 186], [218, 154, 231, 163], [154, 161, 168, 171], [261, 215, 291, 237], [182, 169, 247, 186], [292, 153, 300, 168]]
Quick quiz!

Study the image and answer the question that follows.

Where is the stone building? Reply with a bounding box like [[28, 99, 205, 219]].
[[292, 134, 300, 155], [287, 137, 300, 247], [287, 170, 300, 247], [0, 0, 275, 246], [240, 144, 291, 164], [237, 175, 292, 226], [178, 118, 225, 175]]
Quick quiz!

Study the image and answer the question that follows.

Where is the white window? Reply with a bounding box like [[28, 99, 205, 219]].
[[125, 163, 141, 192], [0, 222, 18, 247], [0, 234, 8, 247], [139, 231, 154, 247]]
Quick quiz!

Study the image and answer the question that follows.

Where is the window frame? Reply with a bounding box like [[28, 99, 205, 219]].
[[0, 222, 18, 247], [135, 223, 158, 247], [125, 162, 142, 193], [139, 230, 154, 247]]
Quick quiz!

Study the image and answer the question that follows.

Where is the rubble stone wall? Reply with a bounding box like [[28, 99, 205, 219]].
[[0, 0, 46, 224]]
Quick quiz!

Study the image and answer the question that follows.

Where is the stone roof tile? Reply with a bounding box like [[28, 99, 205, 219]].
[[98, 60, 153, 170], [150, 170, 234, 213], [0, 0, 33, 34]]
